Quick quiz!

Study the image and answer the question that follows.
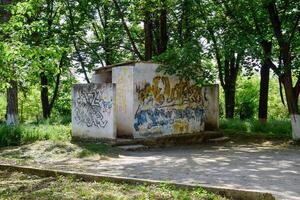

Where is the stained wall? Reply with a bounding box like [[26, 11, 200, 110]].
[[72, 83, 116, 139], [112, 66, 135, 137], [132, 63, 218, 138]]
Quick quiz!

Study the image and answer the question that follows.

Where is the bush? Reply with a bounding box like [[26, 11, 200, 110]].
[[0, 125, 22, 146]]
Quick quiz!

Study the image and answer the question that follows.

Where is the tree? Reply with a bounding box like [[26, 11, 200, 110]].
[[265, 0, 300, 139], [0, 0, 19, 125], [6, 0, 70, 119]]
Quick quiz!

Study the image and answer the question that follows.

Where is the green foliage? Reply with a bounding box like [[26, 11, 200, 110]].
[[219, 75, 290, 119], [0, 125, 22, 146], [20, 124, 71, 144], [235, 76, 259, 120], [0, 124, 71, 147], [220, 119, 292, 139], [155, 41, 217, 85]]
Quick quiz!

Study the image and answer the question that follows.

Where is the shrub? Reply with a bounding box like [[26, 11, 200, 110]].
[[0, 125, 22, 146]]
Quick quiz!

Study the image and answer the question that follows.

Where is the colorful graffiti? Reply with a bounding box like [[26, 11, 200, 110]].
[[134, 106, 205, 131], [74, 86, 113, 128], [134, 76, 207, 134], [136, 76, 205, 107]]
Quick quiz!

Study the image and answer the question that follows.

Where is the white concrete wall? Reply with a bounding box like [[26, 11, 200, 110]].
[[72, 83, 116, 139], [132, 63, 211, 138], [202, 85, 219, 130], [92, 71, 112, 83], [112, 66, 135, 137]]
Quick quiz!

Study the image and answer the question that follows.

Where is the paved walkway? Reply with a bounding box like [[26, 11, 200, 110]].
[[1, 142, 300, 200]]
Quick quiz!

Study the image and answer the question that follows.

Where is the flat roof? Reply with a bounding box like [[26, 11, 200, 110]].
[[94, 61, 136, 72], [94, 61, 160, 73]]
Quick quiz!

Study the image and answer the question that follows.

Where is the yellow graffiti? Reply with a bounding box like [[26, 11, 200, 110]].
[[173, 121, 189, 134], [137, 76, 203, 106]]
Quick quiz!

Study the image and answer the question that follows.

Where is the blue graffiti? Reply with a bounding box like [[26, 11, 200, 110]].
[[134, 106, 205, 131]]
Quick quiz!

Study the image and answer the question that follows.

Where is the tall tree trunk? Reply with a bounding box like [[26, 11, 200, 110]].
[[6, 80, 18, 125], [281, 75, 300, 139], [144, 11, 153, 61], [258, 41, 272, 123], [222, 54, 240, 119], [40, 72, 50, 119], [158, 0, 168, 54], [224, 84, 236, 119], [39, 53, 64, 119], [258, 63, 270, 123]]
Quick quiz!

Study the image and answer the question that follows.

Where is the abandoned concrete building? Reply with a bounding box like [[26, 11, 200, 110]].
[[72, 62, 219, 140]]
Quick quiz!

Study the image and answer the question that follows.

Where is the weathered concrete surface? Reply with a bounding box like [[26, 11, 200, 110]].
[[0, 142, 299, 200], [72, 83, 116, 139], [133, 63, 204, 138], [112, 65, 135, 137], [92, 62, 219, 139]]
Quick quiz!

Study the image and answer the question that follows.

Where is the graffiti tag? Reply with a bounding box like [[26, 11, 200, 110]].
[[74, 87, 113, 128]]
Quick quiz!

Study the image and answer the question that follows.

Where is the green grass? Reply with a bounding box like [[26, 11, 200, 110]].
[[220, 119, 292, 139], [0, 124, 71, 147], [0, 170, 226, 200]]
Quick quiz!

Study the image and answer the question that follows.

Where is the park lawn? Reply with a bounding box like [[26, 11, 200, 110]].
[[0, 170, 226, 200]]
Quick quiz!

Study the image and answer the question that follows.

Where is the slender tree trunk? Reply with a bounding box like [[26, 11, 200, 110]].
[[6, 80, 18, 125], [224, 84, 236, 119], [258, 41, 272, 123], [40, 72, 50, 119], [158, 1, 168, 54], [39, 53, 64, 119], [258, 64, 270, 123], [144, 11, 153, 61]]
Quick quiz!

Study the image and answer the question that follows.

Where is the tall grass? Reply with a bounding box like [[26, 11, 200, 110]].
[[220, 119, 292, 139], [0, 124, 71, 147]]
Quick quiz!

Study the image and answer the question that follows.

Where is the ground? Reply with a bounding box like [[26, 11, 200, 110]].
[[0, 170, 225, 200], [0, 139, 299, 200]]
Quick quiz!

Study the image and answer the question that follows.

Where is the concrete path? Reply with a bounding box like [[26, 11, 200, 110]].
[[81, 144, 300, 200], [1, 142, 300, 200]]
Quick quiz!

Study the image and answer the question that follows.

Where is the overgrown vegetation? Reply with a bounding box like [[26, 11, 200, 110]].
[[0, 170, 227, 200], [221, 119, 292, 139], [0, 123, 71, 147]]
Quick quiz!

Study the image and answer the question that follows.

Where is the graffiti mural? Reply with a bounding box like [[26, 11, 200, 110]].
[[136, 76, 206, 107], [73, 85, 113, 128], [134, 76, 207, 135]]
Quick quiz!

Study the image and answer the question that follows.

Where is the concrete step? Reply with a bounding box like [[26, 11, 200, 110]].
[[208, 136, 230, 144], [117, 144, 148, 151], [112, 139, 141, 147]]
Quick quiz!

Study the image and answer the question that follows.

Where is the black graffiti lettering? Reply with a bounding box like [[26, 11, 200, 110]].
[[74, 86, 112, 128]]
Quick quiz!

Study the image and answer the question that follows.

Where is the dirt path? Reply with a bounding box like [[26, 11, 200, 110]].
[[0, 141, 299, 200]]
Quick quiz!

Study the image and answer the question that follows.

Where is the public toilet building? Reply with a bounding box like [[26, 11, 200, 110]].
[[72, 62, 219, 140]]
